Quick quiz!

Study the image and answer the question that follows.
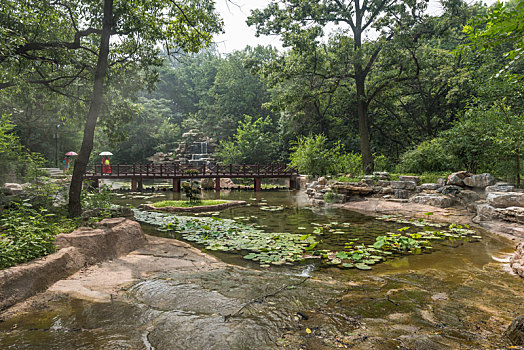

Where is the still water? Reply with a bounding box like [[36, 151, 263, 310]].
[[1, 189, 522, 349]]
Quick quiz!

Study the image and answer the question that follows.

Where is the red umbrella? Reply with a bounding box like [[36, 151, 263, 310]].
[[65, 151, 78, 156]]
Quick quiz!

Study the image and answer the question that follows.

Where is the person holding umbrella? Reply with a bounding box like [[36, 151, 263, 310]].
[[100, 151, 113, 174], [64, 151, 78, 174]]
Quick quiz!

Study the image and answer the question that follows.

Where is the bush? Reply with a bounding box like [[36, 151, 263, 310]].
[[289, 134, 334, 176], [0, 201, 59, 269], [396, 138, 456, 174]]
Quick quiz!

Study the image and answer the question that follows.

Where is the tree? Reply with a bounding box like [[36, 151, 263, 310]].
[[248, 0, 426, 173], [1, 0, 223, 216], [463, 0, 524, 78], [216, 115, 278, 164]]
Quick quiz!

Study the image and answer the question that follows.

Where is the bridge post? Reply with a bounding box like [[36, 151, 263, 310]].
[[172, 178, 180, 193], [131, 178, 137, 191], [215, 177, 220, 192], [138, 178, 144, 192], [254, 178, 262, 192]]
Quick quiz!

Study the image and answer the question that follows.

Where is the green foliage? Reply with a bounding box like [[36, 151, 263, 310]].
[[289, 134, 334, 177], [463, 0, 524, 79], [81, 186, 112, 210], [0, 201, 59, 269], [181, 181, 201, 203], [289, 134, 363, 176], [216, 115, 278, 164], [396, 138, 456, 174]]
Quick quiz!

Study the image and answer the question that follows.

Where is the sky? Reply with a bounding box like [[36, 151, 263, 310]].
[[212, 0, 500, 54]]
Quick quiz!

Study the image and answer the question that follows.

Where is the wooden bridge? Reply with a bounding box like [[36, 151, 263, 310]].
[[84, 163, 300, 192]]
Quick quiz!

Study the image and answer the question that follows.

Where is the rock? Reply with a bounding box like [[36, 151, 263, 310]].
[[331, 184, 374, 196], [456, 189, 480, 204], [394, 189, 410, 199], [419, 183, 441, 191], [463, 173, 495, 188], [391, 181, 417, 190], [0, 218, 146, 311], [437, 178, 447, 186], [361, 178, 375, 186], [506, 315, 524, 345], [55, 219, 147, 265], [411, 194, 455, 208], [437, 185, 462, 197], [373, 171, 390, 180], [510, 242, 524, 279], [447, 171, 471, 186], [313, 193, 325, 200], [486, 182, 515, 193], [476, 204, 497, 221], [307, 181, 318, 189], [399, 176, 421, 185], [377, 180, 391, 187], [476, 204, 524, 224], [487, 192, 524, 208], [381, 187, 395, 195], [3, 183, 24, 195], [318, 177, 328, 186]]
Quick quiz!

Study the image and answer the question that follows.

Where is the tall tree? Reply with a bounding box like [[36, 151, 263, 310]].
[[248, 0, 425, 173], [1, 0, 222, 216]]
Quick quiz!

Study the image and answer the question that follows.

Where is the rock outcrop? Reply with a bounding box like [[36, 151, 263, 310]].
[[463, 173, 495, 188], [0, 218, 146, 310], [486, 192, 524, 208], [510, 242, 524, 278]]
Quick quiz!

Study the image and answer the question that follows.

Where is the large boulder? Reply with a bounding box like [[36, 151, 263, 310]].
[[317, 177, 328, 186], [486, 192, 524, 208], [485, 182, 515, 193], [55, 218, 147, 265], [510, 242, 524, 279], [456, 189, 480, 203], [391, 181, 417, 190], [394, 189, 410, 199], [419, 183, 441, 191], [373, 172, 390, 180], [476, 204, 524, 224], [411, 194, 455, 208], [463, 173, 495, 188], [447, 171, 471, 186], [506, 315, 524, 345], [3, 183, 24, 195], [399, 176, 421, 185]]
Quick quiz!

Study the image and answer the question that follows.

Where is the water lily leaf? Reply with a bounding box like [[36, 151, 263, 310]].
[[355, 263, 372, 270]]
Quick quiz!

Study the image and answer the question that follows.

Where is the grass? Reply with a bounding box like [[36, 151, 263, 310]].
[[152, 200, 230, 208]]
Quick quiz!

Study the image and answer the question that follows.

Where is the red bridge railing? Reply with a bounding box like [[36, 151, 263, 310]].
[[84, 163, 298, 178]]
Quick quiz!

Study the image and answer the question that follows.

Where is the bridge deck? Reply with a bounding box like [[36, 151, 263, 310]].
[[84, 163, 298, 179]]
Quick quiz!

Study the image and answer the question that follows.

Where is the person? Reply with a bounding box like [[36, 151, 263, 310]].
[[62, 158, 67, 174], [102, 157, 107, 174], [105, 157, 111, 174]]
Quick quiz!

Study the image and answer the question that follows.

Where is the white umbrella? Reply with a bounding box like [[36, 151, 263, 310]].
[[99, 151, 113, 156]]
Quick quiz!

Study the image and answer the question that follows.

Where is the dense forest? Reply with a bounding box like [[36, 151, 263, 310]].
[[1, 0, 523, 190]]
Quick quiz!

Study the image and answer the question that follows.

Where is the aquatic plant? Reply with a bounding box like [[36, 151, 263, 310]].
[[133, 209, 483, 270]]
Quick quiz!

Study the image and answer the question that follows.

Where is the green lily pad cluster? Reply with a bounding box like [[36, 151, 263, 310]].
[[133, 209, 482, 270], [133, 210, 317, 267]]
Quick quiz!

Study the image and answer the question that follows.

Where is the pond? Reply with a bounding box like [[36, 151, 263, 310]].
[[1, 189, 523, 349]]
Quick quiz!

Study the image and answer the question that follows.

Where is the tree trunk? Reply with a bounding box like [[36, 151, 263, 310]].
[[355, 72, 374, 174], [68, 0, 113, 217]]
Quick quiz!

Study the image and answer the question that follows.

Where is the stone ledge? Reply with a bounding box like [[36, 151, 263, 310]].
[[0, 218, 146, 311], [143, 200, 247, 213]]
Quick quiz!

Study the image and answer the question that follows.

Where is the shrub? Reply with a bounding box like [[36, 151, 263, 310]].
[[289, 134, 334, 177], [396, 138, 456, 174], [0, 201, 59, 269]]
